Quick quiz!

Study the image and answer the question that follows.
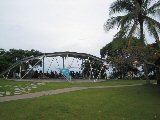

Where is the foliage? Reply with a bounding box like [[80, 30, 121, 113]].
[[0, 49, 42, 76], [104, 0, 160, 47], [100, 37, 141, 58], [100, 37, 144, 79], [103, 0, 160, 81]]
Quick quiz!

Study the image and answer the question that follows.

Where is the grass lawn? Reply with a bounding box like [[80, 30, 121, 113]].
[[0, 80, 46, 96], [0, 79, 156, 96], [0, 84, 160, 120], [0, 79, 150, 96]]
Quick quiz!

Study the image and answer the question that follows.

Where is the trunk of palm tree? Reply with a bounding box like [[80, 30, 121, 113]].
[[155, 58, 160, 85], [139, 17, 150, 83], [144, 62, 149, 82], [156, 40, 160, 50], [157, 68, 160, 85]]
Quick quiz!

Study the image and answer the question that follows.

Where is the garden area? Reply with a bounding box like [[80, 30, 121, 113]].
[[0, 79, 147, 96], [0, 79, 159, 120]]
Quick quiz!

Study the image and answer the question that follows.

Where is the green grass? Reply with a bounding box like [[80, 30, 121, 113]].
[[0, 84, 160, 120], [0, 79, 149, 96], [30, 79, 148, 92], [0, 80, 46, 96]]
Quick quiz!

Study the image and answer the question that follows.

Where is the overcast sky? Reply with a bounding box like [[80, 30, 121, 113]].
[[0, 0, 118, 57]]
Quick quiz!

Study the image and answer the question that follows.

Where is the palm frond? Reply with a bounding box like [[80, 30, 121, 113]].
[[147, 0, 160, 15], [120, 13, 135, 28], [114, 21, 137, 38], [104, 16, 122, 32], [145, 16, 160, 42], [145, 16, 160, 31], [143, 0, 152, 8], [128, 22, 138, 38], [147, 21, 159, 41], [109, 0, 134, 15], [114, 26, 128, 38], [105, 12, 136, 32]]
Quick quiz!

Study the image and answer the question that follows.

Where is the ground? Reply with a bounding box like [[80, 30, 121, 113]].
[[0, 79, 160, 120]]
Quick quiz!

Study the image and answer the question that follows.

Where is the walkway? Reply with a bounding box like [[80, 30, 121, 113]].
[[0, 84, 143, 102]]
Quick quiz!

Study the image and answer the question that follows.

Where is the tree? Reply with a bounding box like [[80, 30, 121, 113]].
[[101, 37, 143, 79], [0, 48, 42, 78], [104, 0, 160, 83]]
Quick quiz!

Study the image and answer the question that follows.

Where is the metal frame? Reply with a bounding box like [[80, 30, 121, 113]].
[[0, 51, 106, 78]]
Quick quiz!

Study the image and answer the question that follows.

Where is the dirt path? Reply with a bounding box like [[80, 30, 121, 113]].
[[0, 84, 143, 102]]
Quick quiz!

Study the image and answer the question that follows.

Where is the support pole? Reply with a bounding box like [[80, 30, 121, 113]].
[[21, 57, 43, 79], [43, 57, 45, 78], [62, 57, 65, 69], [19, 65, 21, 79], [82, 59, 84, 78]]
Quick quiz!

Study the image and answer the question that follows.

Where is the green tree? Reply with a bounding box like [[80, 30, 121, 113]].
[[101, 37, 143, 79], [104, 0, 160, 83], [0, 49, 42, 78]]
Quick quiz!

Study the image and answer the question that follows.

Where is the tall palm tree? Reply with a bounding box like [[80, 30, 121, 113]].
[[104, 0, 160, 83], [105, 0, 160, 44]]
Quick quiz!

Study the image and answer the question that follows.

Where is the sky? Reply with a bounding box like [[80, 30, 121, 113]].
[[0, 0, 117, 57]]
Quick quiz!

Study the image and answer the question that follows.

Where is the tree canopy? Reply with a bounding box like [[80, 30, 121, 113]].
[[104, 0, 160, 48], [103, 0, 160, 82], [0, 49, 42, 75]]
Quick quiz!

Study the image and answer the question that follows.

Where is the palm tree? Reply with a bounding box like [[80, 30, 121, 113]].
[[104, 0, 160, 83]]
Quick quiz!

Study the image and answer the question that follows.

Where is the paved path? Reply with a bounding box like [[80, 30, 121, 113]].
[[0, 84, 143, 102]]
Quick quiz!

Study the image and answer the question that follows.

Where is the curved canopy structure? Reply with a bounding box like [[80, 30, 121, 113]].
[[44, 52, 105, 62], [0, 51, 106, 77]]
